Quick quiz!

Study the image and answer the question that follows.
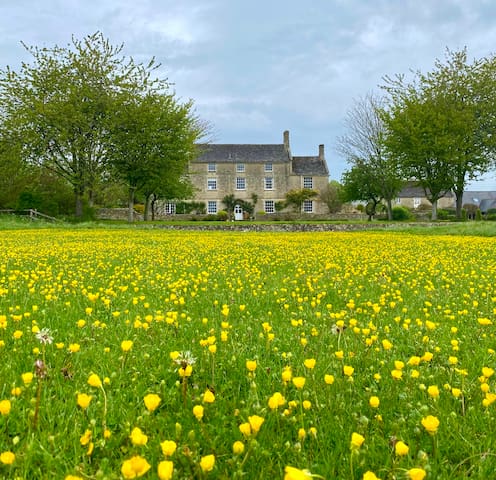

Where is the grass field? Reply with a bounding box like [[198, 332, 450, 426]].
[[1, 225, 496, 479]]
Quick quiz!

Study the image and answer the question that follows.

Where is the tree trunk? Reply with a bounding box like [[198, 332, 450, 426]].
[[75, 190, 84, 218], [128, 187, 135, 223], [144, 194, 151, 221], [386, 199, 393, 221], [151, 194, 156, 221], [454, 190, 463, 220], [431, 200, 438, 221]]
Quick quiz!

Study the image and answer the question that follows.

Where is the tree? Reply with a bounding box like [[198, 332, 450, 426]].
[[0, 32, 169, 217], [340, 165, 382, 221], [382, 49, 496, 220], [336, 93, 403, 220], [320, 180, 344, 214], [108, 92, 206, 222], [284, 188, 318, 213]]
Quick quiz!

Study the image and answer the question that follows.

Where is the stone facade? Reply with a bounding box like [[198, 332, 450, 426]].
[[186, 131, 329, 217]]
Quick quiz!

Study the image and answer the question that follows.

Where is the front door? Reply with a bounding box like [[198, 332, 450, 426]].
[[234, 204, 243, 221]]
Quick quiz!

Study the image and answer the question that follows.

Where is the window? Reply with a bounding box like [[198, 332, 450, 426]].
[[207, 201, 217, 214], [302, 200, 313, 213], [413, 197, 421, 209], [165, 202, 176, 215], [207, 163, 216, 172], [264, 177, 274, 190], [264, 162, 273, 172], [264, 200, 275, 214], [236, 177, 246, 190], [207, 178, 217, 190], [236, 163, 245, 173], [303, 177, 313, 189]]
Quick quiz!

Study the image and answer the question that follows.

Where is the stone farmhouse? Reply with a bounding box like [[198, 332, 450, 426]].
[[185, 131, 329, 218]]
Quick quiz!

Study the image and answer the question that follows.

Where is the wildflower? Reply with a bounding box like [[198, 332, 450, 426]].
[[129, 427, 148, 446], [160, 440, 177, 457], [68, 343, 80, 353], [292, 377, 306, 389], [391, 369, 403, 380], [65, 476, 84, 480], [143, 393, 161, 412], [22, 372, 34, 385], [0, 400, 11, 415], [87, 373, 102, 388], [324, 374, 335, 385], [121, 340, 133, 352], [369, 396, 380, 408], [451, 388, 462, 398], [302, 400, 312, 410], [382, 339, 393, 350], [80, 430, 92, 446], [203, 389, 215, 403], [298, 428, 306, 439], [246, 360, 257, 372], [395, 440, 409, 456], [248, 415, 264, 433], [284, 465, 313, 479], [407, 468, 426, 480], [0, 451, 15, 465], [35, 359, 47, 378], [11, 387, 21, 396], [482, 367, 495, 378], [158, 460, 174, 480], [363, 472, 381, 480], [178, 365, 193, 377], [268, 392, 286, 410], [343, 365, 354, 377], [76, 393, 92, 410], [304, 358, 316, 369], [121, 455, 151, 478], [282, 366, 293, 383], [350, 432, 365, 450], [427, 385, 440, 399], [173, 350, 196, 368], [13, 330, 23, 339], [239, 422, 252, 437], [233, 441, 245, 454], [35, 328, 53, 345], [200, 454, 215, 472], [193, 405, 204, 420], [421, 415, 440, 435]]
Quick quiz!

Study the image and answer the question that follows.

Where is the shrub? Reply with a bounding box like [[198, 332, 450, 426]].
[[216, 210, 228, 221], [392, 205, 413, 221]]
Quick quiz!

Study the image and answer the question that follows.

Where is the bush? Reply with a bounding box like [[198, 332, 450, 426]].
[[392, 206, 413, 221], [216, 210, 228, 221]]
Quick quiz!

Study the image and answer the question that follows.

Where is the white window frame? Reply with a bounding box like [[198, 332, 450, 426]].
[[207, 201, 217, 214], [413, 197, 421, 209], [207, 178, 217, 190], [303, 177, 313, 189], [165, 202, 176, 215], [207, 163, 216, 172], [302, 200, 313, 213], [264, 162, 273, 172], [236, 177, 246, 190], [236, 163, 245, 173], [264, 177, 274, 190], [264, 200, 275, 214]]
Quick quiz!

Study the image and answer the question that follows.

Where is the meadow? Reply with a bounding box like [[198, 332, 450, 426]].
[[0, 226, 495, 479]]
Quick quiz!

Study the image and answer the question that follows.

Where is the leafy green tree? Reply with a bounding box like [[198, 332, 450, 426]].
[[341, 165, 382, 221], [285, 188, 318, 213], [0, 32, 168, 217], [321, 180, 344, 214], [108, 92, 205, 222], [382, 49, 496, 219], [337, 93, 403, 220]]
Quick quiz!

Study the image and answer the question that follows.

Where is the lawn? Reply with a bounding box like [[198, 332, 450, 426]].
[[0, 227, 495, 479]]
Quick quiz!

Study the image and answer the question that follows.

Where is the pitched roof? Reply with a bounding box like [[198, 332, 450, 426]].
[[292, 156, 329, 176], [195, 144, 290, 163], [462, 191, 496, 205], [398, 184, 454, 198]]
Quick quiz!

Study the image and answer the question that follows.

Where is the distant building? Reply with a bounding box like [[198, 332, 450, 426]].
[[186, 131, 329, 218], [462, 191, 496, 213], [395, 183, 454, 210]]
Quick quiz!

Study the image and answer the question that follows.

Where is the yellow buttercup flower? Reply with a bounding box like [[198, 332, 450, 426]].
[[427, 385, 440, 398], [121, 340, 133, 352], [421, 415, 440, 435], [193, 405, 204, 420], [292, 377, 306, 389], [0, 399, 11, 415], [284, 465, 313, 480], [22, 372, 34, 385], [246, 360, 257, 372], [0, 451, 15, 465], [199, 454, 215, 472], [239, 422, 252, 437], [203, 389, 215, 404], [395, 440, 409, 456], [76, 393, 92, 410], [157, 460, 174, 480], [129, 427, 148, 446], [324, 374, 335, 385], [87, 373, 102, 388], [248, 415, 264, 433], [143, 393, 161, 412], [121, 455, 151, 478], [304, 358, 316, 369], [350, 432, 365, 450], [343, 365, 354, 377], [407, 468, 426, 480], [363, 472, 381, 480], [160, 440, 177, 457], [268, 392, 286, 410], [232, 441, 245, 454], [369, 396, 380, 408]]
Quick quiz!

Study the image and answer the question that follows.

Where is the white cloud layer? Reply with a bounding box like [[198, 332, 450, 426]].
[[1, 0, 496, 188]]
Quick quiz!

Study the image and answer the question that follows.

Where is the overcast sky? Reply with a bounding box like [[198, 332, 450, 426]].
[[2, 0, 496, 190]]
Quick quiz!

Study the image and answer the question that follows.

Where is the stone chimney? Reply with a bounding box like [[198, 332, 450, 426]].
[[319, 144, 325, 160], [283, 130, 290, 152]]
